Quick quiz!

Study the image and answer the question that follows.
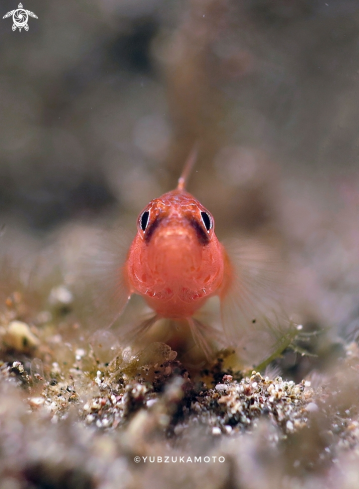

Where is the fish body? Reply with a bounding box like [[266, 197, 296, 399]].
[[96, 148, 286, 360], [125, 188, 227, 319]]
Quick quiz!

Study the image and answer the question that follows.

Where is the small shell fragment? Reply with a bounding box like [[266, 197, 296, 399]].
[[212, 427, 221, 435], [3, 321, 40, 351], [29, 397, 45, 408], [49, 286, 73, 306], [305, 402, 319, 413]]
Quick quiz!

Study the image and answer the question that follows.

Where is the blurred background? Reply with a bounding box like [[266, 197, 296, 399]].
[[1, 0, 359, 375]]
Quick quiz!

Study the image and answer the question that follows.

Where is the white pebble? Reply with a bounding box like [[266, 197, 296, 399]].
[[286, 420, 294, 432], [4, 321, 39, 351], [146, 399, 158, 408], [49, 286, 73, 305], [86, 414, 95, 424], [305, 402, 319, 412], [29, 397, 44, 407]]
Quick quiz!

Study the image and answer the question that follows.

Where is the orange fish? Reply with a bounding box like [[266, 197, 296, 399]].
[[95, 148, 286, 360]]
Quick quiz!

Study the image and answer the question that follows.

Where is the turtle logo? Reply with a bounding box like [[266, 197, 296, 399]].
[[3, 3, 38, 32]]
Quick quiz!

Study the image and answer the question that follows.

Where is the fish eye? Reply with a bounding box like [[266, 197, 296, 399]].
[[140, 210, 150, 231], [201, 211, 212, 232]]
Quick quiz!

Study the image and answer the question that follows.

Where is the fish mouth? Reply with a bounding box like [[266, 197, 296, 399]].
[[148, 228, 201, 273], [151, 220, 197, 243], [156, 228, 192, 239], [152, 233, 194, 256]]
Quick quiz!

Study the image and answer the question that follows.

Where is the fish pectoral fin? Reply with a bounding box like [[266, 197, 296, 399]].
[[77, 225, 133, 329], [220, 238, 292, 364]]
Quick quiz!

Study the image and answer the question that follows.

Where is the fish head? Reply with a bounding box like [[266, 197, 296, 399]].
[[137, 189, 215, 259], [127, 189, 224, 299]]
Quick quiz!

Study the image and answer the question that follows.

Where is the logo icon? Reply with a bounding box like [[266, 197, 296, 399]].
[[3, 3, 38, 32]]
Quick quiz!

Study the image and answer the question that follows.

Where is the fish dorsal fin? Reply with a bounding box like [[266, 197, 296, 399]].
[[177, 143, 199, 191]]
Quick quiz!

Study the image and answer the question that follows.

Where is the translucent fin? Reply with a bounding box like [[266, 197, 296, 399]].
[[220, 238, 293, 365], [187, 317, 226, 361], [264, 364, 282, 380], [121, 314, 159, 345], [177, 143, 199, 191], [78, 225, 133, 330]]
